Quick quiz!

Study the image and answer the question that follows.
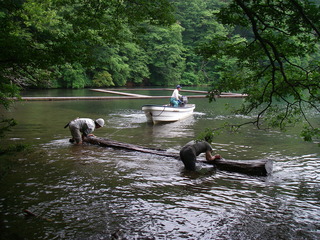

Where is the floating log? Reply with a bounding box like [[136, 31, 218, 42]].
[[12, 95, 207, 101], [84, 136, 180, 159], [10, 88, 246, 101], [202, 158, 273, 176], [83, 136, 272, 176], [90, 89, 150, 98], [23, 209, 53, 222]]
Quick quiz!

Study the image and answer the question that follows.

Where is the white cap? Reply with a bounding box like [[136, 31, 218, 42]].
[[95, 118, 105, 127]]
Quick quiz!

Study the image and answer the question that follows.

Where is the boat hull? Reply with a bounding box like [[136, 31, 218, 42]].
[[142, 104, 195, 124]]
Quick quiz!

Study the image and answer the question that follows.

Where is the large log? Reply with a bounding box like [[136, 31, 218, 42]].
[[202, 158, 273, 176], [84, 136, 180, 159], [83, 136, 272, 176]]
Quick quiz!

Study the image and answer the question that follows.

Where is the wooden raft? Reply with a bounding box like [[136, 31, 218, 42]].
[[83, 136, 272, 176]]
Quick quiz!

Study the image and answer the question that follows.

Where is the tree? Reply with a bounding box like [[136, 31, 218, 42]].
[[199, 0, 320, 141], [0, 0, 175, 89], [140, 23, 185, 86], [91, 40, 150, 87], [122, 42, 151, 85], [57, 63, 89, 88], [0, 0, 175, 136], [173, 0, 229, 86], [92, 71, 114, 87]]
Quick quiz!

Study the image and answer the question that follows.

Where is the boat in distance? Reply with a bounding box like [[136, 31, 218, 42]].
[[142, 104, 195, 124]]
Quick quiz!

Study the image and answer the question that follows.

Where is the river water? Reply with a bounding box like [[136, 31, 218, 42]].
[[0, 89, 319, 240]]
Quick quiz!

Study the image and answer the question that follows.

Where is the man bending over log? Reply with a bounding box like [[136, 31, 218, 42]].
[[180, 140, 221, 170], [65, 118, 105, 144]]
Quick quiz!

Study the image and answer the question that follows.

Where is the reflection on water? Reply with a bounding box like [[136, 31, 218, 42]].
[[151, 116, 196, 139], [0, 89, 320, 239]]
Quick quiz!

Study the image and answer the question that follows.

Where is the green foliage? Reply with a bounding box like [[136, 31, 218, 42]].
[[2, 0, 320, 143], [92, 44, 130, 87], [174, 0, 230, 86], [0, 119, 17, 138], [58, 63, 89, 89], [140, 23, 185, 86], [0, 0, 177, 139], [301, 126, 320, 142], [122, 42, 151, 85], [181, 71, 198, 86], [0, 78, 19, 139], [0, 79, 20, 110], [0, 0, 176, 89], [93, 71, 114, 87], [199, 0, 320, 141], [0, 0, 229, 90], [196, 127, 223, 143]]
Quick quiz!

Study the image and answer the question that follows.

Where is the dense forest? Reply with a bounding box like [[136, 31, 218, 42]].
[[1, 0, 320, 140], [1, 0, 229, 90]]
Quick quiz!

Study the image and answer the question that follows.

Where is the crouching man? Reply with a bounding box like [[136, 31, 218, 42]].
[[180, 140, 221, 170], [66, 118, 105, 144]]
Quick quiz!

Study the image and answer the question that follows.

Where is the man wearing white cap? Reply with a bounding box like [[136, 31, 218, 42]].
[[170, 85, 182, 107], [66, 118, 105, 144]]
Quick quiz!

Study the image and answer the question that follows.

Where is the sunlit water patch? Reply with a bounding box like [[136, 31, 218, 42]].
[[108, 109, 146, 129]]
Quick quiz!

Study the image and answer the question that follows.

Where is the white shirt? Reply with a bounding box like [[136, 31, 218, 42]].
[[171, 89, 181, 100], [71, 118, 95, 136]]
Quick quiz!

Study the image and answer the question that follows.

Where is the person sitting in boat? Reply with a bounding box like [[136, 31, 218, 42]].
[[180, 140, 221, 171], [170, 85, 182, 107], [65, 118, 105, 144]]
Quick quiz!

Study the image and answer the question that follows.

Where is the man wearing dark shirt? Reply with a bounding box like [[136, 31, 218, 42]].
[[180, 140, 221, 170]]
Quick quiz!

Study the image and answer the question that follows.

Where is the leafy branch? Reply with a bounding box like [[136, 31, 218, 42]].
[[203, 0, 320, 141]]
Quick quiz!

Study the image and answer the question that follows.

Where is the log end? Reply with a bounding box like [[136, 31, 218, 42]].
[[203, 158, 273, 176]]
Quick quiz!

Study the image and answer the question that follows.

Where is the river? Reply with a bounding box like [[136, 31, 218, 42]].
[[0, 89, 319, 239]]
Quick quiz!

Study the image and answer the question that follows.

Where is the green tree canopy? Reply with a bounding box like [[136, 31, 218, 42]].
[[174, 0, 229, 86], [198, 0, 320, 141], [140, 23, 185, 86], [0, 0, 175, 88], [0, 0, 175, 137]]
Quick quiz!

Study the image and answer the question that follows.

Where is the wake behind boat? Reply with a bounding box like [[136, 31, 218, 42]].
[[142, 104, 195, 124]]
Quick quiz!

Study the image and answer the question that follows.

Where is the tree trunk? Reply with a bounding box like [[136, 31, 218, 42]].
[[84, 136, 180, 159], [83, 136, 272, 176], [202, 159, 273, 176]]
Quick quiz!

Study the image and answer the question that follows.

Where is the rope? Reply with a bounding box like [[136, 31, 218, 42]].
[[152, 106, 167, 117]]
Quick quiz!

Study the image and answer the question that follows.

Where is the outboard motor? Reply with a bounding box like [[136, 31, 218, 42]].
[[179, 96, 188, 107]]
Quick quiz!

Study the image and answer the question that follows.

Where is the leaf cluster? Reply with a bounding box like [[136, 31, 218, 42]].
[[0, 0, 176, 86], [0, 0, 177, 136], [200, 0, 320, 141]]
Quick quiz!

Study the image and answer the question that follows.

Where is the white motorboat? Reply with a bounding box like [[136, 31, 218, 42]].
[[142, 104, 195, 124]]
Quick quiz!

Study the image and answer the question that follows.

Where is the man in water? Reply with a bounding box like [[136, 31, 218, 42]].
[[65, 118, 105, 144], [180, 140, 221, 170], [170, 85, 182, 107]]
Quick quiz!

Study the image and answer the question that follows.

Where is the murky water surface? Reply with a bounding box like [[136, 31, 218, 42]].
[[0, 89, 319, 239]]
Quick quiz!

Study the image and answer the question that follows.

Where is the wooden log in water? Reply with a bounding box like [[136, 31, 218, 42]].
[[83, 136, 180, 159], [202, 158, 273, 176], [83, 136, 272, 176], [10, 89, 246, 101], [23, 209, 53, 222]]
